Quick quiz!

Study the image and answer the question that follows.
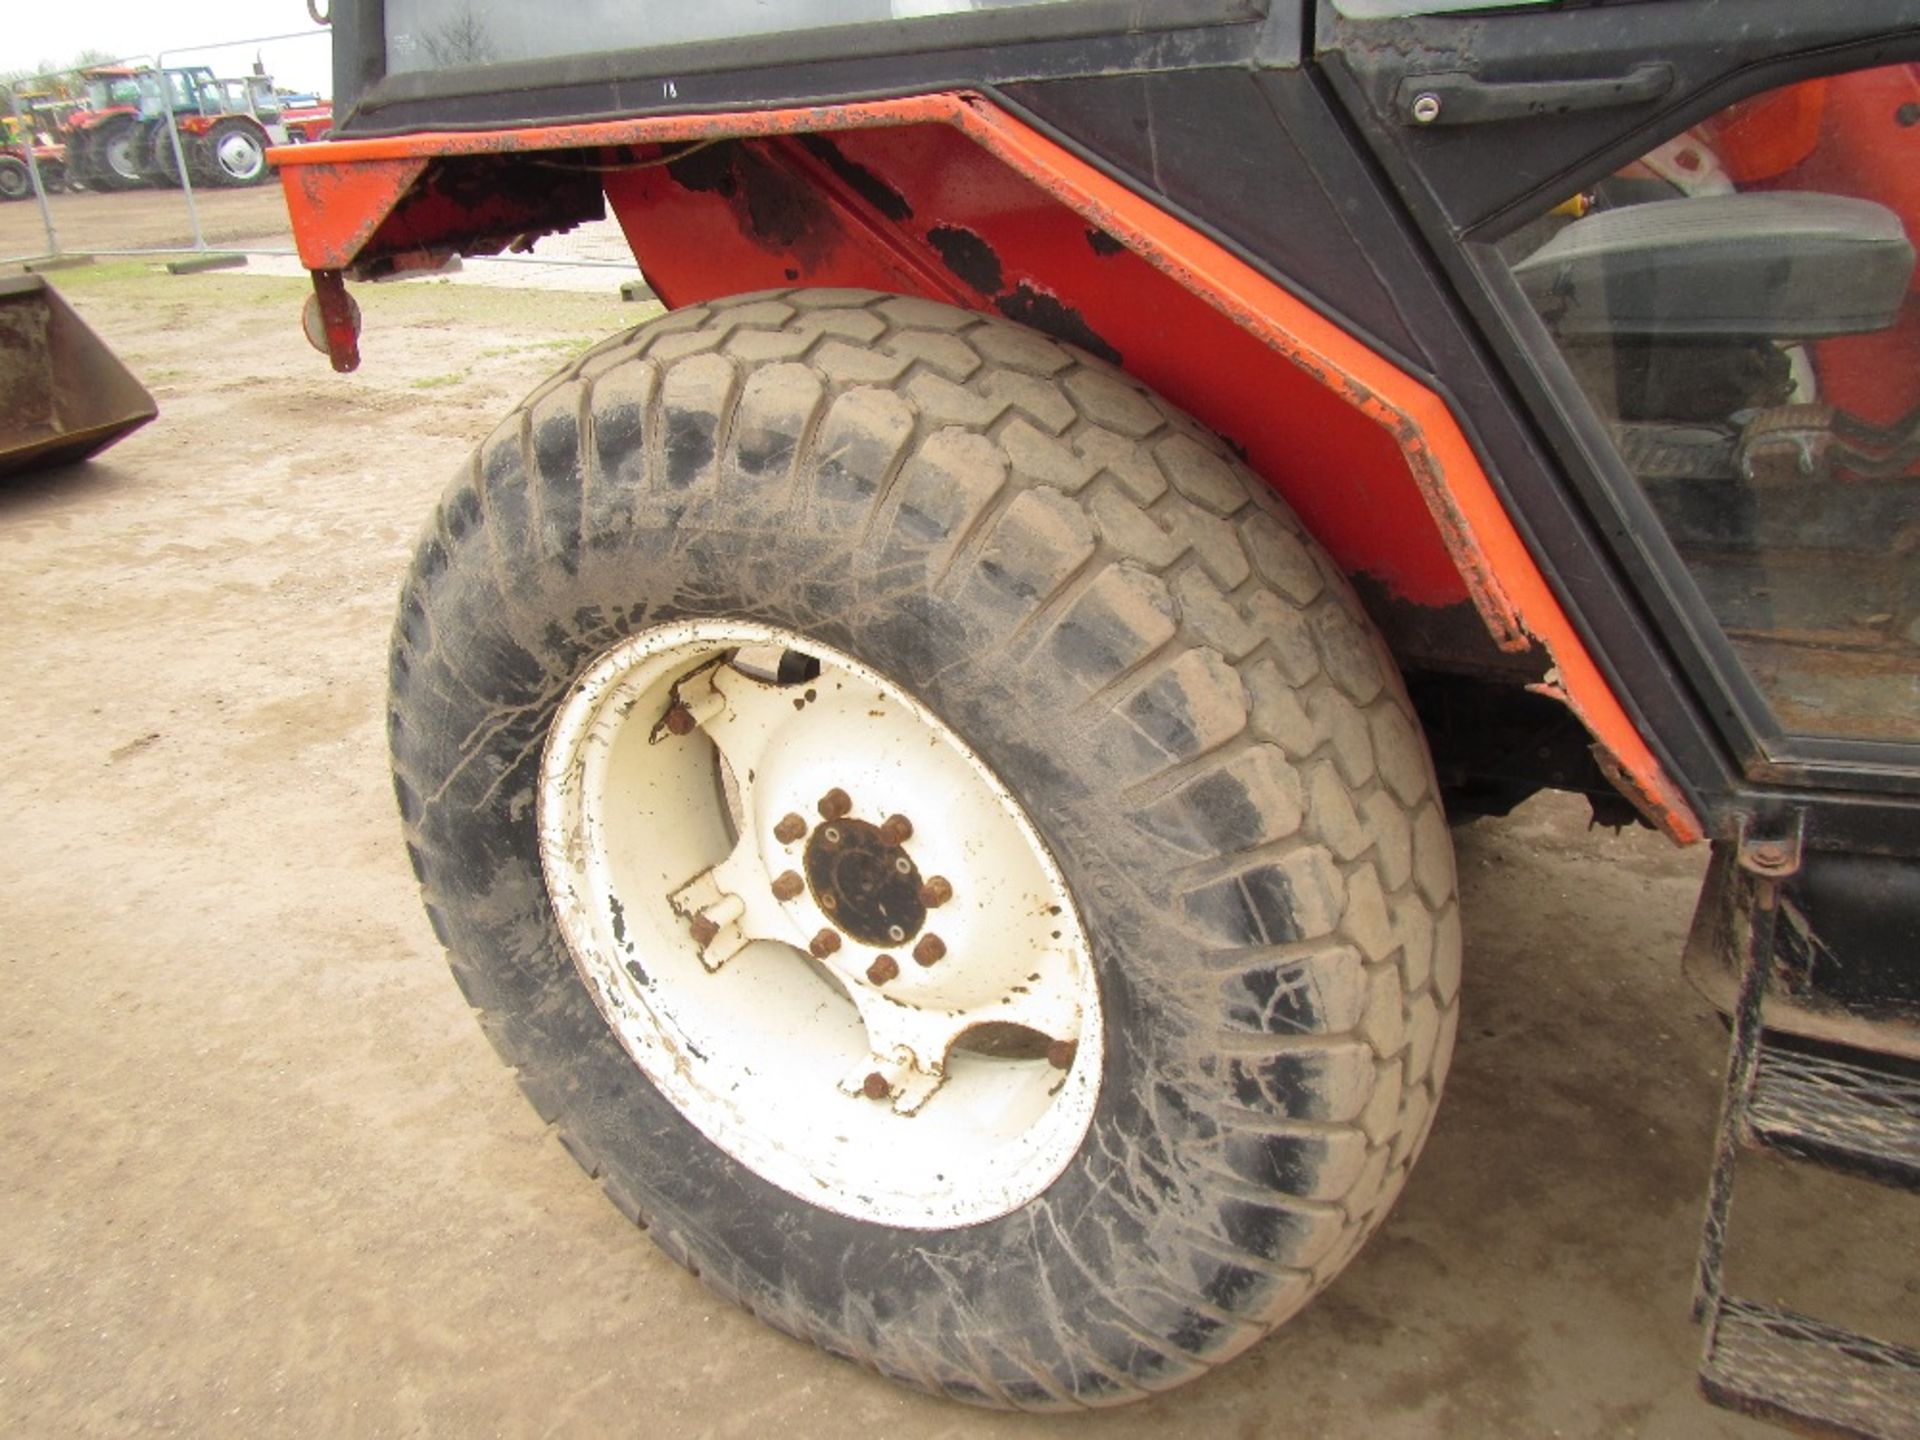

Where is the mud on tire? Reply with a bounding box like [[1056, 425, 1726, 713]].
[[390, 290, 1462, 1407]]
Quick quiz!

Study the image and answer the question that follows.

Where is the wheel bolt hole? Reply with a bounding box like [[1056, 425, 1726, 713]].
[[822, 826, 841, 846], [892, 856, 910, 875], [887, 924, 905, 943]]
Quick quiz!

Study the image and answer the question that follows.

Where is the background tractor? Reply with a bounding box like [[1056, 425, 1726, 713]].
[[61, 65, 144, 191], [56, 63, 326, 191]]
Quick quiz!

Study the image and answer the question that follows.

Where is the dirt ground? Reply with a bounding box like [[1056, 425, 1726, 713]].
[[1, 186, 296, 261], [2, 260, 1913, 1438]]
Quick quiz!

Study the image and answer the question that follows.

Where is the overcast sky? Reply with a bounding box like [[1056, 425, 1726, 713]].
[[2, 0, 334, 96]]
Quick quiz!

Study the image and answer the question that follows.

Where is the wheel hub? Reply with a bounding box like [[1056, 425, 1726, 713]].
[[802, 815, 927, 947]]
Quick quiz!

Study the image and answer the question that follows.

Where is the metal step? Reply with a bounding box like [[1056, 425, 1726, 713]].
[[1746, 1047, 1920, 1191], [1702, 1297, 1920, 1440]]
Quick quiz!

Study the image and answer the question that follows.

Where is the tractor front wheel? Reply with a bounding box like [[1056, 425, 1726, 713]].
[[0, 156, 30, 202], [390, 290, 1460, 1407]]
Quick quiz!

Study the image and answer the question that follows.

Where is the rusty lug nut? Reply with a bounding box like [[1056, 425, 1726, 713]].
[[817, 787, 853, 821], [862, 1071, 893, 1101], [688, 913, 720, 948], [912, 933, 946, 967], [1046, 1038, 1078, 1071], [878, 813, 914, 846], [664, 703, 697, 736], [771, 870, 804, 902], [773, 813, 808, 845], [809, 928, 842, 959], [866, 954, 900, 985], [918, 876, 953, 909]]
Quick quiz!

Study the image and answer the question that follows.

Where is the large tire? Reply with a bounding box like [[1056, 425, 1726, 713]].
[[143, 120, 186, 188], [0, 156, 29, 202], [87, 115, 146, 191], [391, 290, 1461, 1407], [198, 117, 268, 187]]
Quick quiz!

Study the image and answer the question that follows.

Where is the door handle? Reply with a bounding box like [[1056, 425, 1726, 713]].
[[1396, 63, 1674, 127]]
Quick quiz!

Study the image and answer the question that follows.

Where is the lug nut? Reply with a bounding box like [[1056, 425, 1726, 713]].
[[664, 703, 697, 736], [1046, 1038, 1077, 1070], [809, 928, 842, 958], [918, 876, 952, 908], [688, 913, 720, 948], [866, 954, 899, 985], [912, 933, 946, 967], [771, 870, 804, 902], [862, 1071, 893, 1101], [773, 813, 807, 845], [878, 813, 913, 846], [817, 788, 852, 821]]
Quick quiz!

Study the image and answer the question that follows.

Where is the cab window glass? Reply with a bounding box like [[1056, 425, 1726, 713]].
[[1501, 63, 1920, 744], [384, 0, 1083, 73]]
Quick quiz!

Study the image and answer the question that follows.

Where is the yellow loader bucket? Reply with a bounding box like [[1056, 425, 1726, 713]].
[[0, 275, 156, 478]]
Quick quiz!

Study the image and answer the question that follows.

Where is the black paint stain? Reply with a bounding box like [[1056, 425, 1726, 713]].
[[1086, 226, 1126, 257], [668, 140, 820, 258], [995, 284, 1123, 366], [666, 142, 738, 199], [927, 224, 1004, 295], [798, 134, 913, 222]]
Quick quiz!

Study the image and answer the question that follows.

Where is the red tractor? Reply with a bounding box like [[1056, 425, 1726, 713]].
[[0, 141, 65, 201], [0, 93, 71, 200], [276, 1, 1920, 1432], [62, 66, 147, 191], [275, 93, 333, 145]]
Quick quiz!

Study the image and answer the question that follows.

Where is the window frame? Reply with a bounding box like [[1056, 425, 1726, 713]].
[[1460, 51, 1920, 790]]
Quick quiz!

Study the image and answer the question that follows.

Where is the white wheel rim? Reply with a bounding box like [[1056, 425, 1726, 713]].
[[106, 132, 137, 179], [217, 132, 261, 179], [538, 621, 1102, 1229]]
